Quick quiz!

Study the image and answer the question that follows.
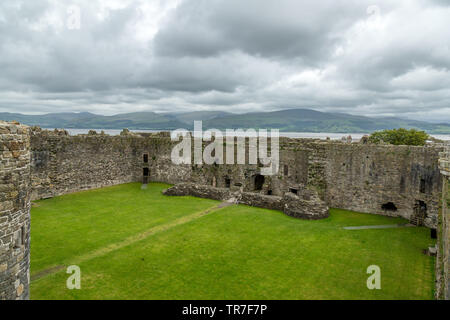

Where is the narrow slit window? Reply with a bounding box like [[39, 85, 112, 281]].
[[419, 179, 426, 193]]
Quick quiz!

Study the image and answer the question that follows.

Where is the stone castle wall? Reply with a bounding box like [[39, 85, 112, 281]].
[[28, 130, 444, 228], [437, 145, 449, 299], [30, 128, 138, 200], [1, 125, 447, 300], [140, 135, 443, 227], [324, 143, 442, 227], [0, 121, 31, 300]]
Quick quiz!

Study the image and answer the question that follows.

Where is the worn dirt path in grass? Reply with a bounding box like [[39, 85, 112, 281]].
[[31, 201, 233, 282], [343, 224, 415, 230]]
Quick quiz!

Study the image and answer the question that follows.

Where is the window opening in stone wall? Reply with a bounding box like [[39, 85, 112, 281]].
[[21, 226, 26, 245], [419, 179, 426, 193], [381, 202, 397, 211], [254, 175, 264, 191], [430, 228, 437, 239], [14, 227, 23, 249], [143, 154, 149, 163]]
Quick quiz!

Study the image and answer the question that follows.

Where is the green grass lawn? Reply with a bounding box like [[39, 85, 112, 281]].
[[30, 183, 219, 274], [30, 183, 436, 300]]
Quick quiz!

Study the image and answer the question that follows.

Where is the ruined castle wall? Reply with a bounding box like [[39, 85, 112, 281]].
[[0, 122, 31, 300], [439, 175, 449, 299], [140, 136, 319, 196], [29, 131, 196, 200], [324, 143, 442, 227], [29, 131, 443, 228], [30, 129, 138, 200], [237, 192, 283, 211], [163, 183, 233, 201], [134, 134, 196, 185], [437, 147, 449, 299], [137, 135, 442, 227]]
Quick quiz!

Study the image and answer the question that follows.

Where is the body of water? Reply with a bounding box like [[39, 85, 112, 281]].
[[50, 128, 450, 141]]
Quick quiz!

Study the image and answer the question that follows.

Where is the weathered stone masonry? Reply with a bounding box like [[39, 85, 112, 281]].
[[324, 143, 442, 228], [0, 121, 31, 300], [29, 130, 444, 228], [140, 135, 443, 228], [437, 145, 449, 299], [1, 125, 448, 299], [30, 128, 137, 200], [162, 183, 329, 220]]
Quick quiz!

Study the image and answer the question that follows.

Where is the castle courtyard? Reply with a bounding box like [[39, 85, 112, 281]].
[[30, 183, 436, 300]]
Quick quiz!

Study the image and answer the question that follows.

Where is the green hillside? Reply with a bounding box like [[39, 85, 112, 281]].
[[1, 109, 449, 133]]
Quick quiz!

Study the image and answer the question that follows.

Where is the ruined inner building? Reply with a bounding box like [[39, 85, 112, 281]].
[[1, 121, 449, 299]]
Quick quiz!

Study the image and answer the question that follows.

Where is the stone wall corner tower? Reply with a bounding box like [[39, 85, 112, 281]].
[[0, 121, 31, 300]]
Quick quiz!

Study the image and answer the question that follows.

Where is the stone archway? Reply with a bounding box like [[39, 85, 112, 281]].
[[143, 167, 149, 184], [254, 174, 265, 191]]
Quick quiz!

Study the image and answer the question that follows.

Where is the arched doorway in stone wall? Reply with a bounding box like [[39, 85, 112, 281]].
[[254, 174, 265, 191], [225, 177, 231, 188], [143, 167, 149, 184]]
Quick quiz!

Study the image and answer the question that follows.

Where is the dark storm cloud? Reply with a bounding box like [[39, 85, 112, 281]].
[[154, 0, 369, 62], [0, 0, 449, 121]]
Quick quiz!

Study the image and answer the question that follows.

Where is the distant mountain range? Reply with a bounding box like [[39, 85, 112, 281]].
[[1, 109, 449, 134]]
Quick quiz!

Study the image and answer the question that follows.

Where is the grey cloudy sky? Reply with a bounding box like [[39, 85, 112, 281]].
[[0, 0, 449, 122]]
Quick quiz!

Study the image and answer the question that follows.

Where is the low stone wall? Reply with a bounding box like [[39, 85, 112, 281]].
[[164, 183, 329, 220], [238, 192, 283, 211], [0, 121, 31, 300], [162, 183, 232, 201], [283, 191, 329, 220]]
